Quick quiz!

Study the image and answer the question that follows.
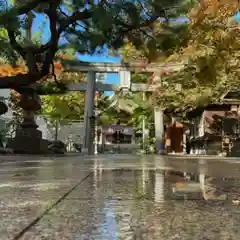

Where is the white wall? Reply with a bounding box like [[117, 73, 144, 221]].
[[36, 117, 85, 143]]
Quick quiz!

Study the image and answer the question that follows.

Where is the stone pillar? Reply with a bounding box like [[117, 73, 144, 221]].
[[119, 70, 131, 90], [83, 72, 96, 154], [154, 107, 165, 154], [22, 109, 38, 128], [142, 92, 146, 151], [99, 127, 103, 153], [183, 131, 187, 154]]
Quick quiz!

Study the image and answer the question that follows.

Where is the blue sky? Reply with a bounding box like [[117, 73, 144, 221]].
[[32, 14, 120, 95], [235, 12, 240, 21]]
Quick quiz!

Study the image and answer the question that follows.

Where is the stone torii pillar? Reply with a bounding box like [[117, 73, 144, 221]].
[[153, 74, 165, 154], [154, 107, 165, 154], [83, 70, 131, 155], [83, 71, 96, 154]]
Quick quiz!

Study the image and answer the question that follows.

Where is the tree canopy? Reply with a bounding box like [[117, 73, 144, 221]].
[[41, 91, 85, 123], [0, 0, 191, 92], [117, 0, 240, 120], [156, 1, 240, 116], [2, 0, 239, 122]]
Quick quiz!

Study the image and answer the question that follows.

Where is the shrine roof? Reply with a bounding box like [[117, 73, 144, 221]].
[[220, 90, 240, 103]]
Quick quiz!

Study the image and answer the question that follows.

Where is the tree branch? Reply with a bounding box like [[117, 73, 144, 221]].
[[7, 30, 25, 58], [41, 6, 92, 77], [58, 9, 92, 33], [34, 41, 51, 54], [41, 0, 61, 77], [1, 2, 160, 92], [118, 14, 160, 31], [0, 0, 49, 21], [0, 73, 41, 89], [25, 50, 38, 74]]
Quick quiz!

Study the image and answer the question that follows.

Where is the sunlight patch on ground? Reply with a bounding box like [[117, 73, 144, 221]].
[[5, 200, 51, 208], [0, 182, 70, 191]]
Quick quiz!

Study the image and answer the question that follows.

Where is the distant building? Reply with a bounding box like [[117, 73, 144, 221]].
[[169, 90, 240, 156], [101, 125, 134, 144]]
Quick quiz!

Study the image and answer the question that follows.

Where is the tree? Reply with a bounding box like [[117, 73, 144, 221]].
[[40, 51, 86, 121], [41, 91, 85, 124], [115, 1, 240, 120], [128, 93, 154, 130], [0, 27, 19, 64], [0, 0, 189, 93], [189, 0, 240, 28], [154, 1, 240, 117], [7, 53, 83, 107], [118, 1, 240, 118], [40, 91, 85, 140], [116, 0, 195, 121]]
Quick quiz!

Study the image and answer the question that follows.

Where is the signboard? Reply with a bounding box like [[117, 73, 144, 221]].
[[96, 73, 107, 83], [102, 125, 133, 135], [119, 70, 131, 90]]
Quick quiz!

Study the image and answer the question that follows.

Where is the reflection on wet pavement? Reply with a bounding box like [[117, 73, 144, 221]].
[[0, 155, 240, 239], [21, 168, 240, 240]]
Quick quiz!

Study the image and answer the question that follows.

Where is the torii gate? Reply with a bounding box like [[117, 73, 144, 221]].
[[59, 60, 184, 154]]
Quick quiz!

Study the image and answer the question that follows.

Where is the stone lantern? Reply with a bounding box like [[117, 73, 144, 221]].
[[7, 89, 48, 154]]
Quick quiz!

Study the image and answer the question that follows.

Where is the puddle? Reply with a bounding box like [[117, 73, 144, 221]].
[[65, 168, 240, 239], [84, 169, 240, 202]]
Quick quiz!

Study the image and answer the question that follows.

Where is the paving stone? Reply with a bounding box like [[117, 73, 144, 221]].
[[0, 155, 240, 239], [0, 156, 92, 239]]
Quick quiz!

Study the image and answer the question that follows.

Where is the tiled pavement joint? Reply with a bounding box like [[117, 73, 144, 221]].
[[12, 172, 94, 240]]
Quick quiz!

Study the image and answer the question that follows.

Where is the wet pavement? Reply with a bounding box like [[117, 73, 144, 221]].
[[0, 155, 240, 239]]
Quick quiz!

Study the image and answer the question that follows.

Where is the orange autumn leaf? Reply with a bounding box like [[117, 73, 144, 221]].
[[2, 54, 86, 105], [54, 61, 62, 70], [0, 53, 74, 78], [0, 64, 28, 77], [55, 53, 72, 60], [189, 0, 240, 27]]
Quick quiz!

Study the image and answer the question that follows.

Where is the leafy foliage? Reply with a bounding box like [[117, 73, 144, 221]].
[[0, 28, 19, 64], [98, 93, 133, 125], [0, 0, 192, 90], [127, 92, 154, 130], [40, 54, 87, 125], [117, 1, 194, 120], [154, 4, 240, 116], [41, 91, 85, 125], [117, 1, 240, 119], [189, 0, 240, 27]]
